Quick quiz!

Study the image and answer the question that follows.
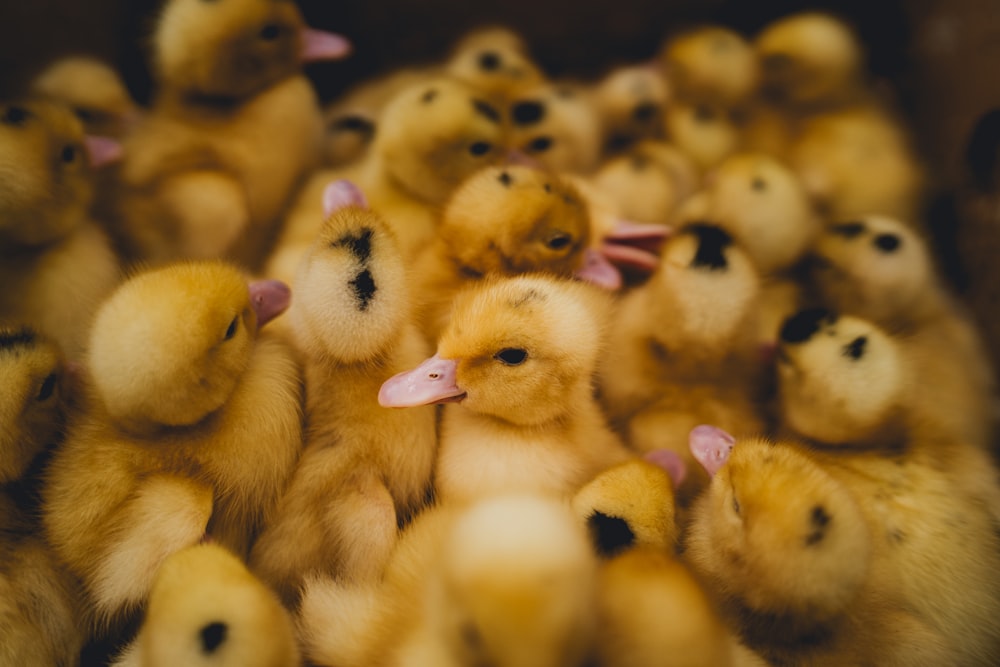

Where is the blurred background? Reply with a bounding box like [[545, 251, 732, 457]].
[[1, 0, 998, 189]]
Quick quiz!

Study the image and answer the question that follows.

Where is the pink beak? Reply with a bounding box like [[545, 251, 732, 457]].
[[301, 27, 352, 64], [574, 248, 622, 290], [322, 179, 368, 217], [688, 424, 736, 478], [379, 354, 466, 407], [85, 135, 123, 169], [248, 280, 291, 329]]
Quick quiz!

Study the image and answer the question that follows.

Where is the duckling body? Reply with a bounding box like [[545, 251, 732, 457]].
[[0, 99, 121, 360], [381, 275, 632, 504], [111, 543, 299, 667], [106, 0, 349, 270], [42, 262, 302, 629], [249, 183, 437, 602], [0, 326, 84, 667]]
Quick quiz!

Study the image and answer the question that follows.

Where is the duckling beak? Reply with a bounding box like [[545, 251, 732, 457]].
[[321, 179, 368, 218], [84, 135, 123, 168], [378, 354, 466, 407], [248, 279, 291, 329], [300, 28, 352, 64], [688, 424, 736, 478], [574, 248, 622, 290]]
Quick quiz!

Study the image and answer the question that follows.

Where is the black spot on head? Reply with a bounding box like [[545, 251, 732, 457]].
[[964, 108, 1000, 189], [329, 114, 375, 139], [1, 105, 31, 126], [349, 269, 377, 311], [632, 102, 659, 124], [478, 50, 501, 71], [497, 170, 513, 187], [0, 327, 36, 350], [200, 621, 228, 654], [332, 227, 373, 263], [842, 335, 867, 360], [780, 308, 835, 344], [873, 233, 901, 253], [587, 511, 635, 558], [830, 221, 867, 238], [511, 100, 545, 125], [805, 505, 831, 546], [472, 99, 501, 124], [526, 136, 552, 153], [420, 88, 438, 104], [686, 223, 732, 271]]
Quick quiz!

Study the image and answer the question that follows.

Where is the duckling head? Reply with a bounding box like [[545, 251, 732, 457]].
[[133, 542, 299, 667], [445, 25, 546, 102], [688, 426, 872, 621], [591, 140, 699, 224], [809, 216, 933, 325], [30, 55, 138, 136], [0, 99, 93, 247], [154, 0, 350, 100], [508, 82, 603, 173], [375, 77, 509, 204], [660, 25, 759, 107], [380, 275, 609, 426], [0, 326, 67, 483], [87, 261, 290, 431], [440, 165, 593, 278], [663, 101, 740, 172], [435, 494, 599, 667], [776, 309, 907, 446], [591, 64, 670, 155], [289, 180, 412, 363], [755, 11, 865, 108]]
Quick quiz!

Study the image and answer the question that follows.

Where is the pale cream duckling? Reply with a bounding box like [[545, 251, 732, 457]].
[[663, 100, 741, 173], [111, 543, 299, 667], [249, 181, 437, 603], [30, 55, 138, 137], [590, 62, 670, 155], [599, 224, 768, 505], [106, 0, 350, 270], [0, 326, 85, 667], [270, 76, 509, 280], [380, 274, 633, 504], [42, 261, 302, 631], [0, 99, 121, 361], [673, 152, 821, 346], [659, 25, 759, 108], [299, 493, 600, 667], [688, 377, 1000, 667]]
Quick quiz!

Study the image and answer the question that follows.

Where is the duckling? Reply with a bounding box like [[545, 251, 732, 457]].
[[0, 326, 85, 667], [445, 25, 546, 102], [591, 63, 670, 155], [111, 543, 299, 667], [599, 224, 768, 505], [271, 76, 509, 279], [659, 25, 759, 108], [673, 152, 821, 346], [299, 493, 600, 667], [30, 55, 138, 137], [249, 182, 437, 603], [380, 274, 633, 504], [42, 261, 302, 631], [0, 99, 121, 360], [105, 0, 351, 270], [508, 80, 604, 174], [686, 421, 1000, 666], [663, 101, 741, 173]]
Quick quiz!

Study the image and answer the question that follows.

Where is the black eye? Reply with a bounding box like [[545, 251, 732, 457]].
[[1, 106, 29, 125], [842, 336, 867, 360], [547, 233, 573, 250], [632, 102, 659, 123], [468, 141, 492, 156], [494, 348, 528, 365], [37, 373, 58, 402], [61, 146, 78, 163], [694, 105, 716, 123], [478, 51, 501, 71], [873, 233, 901, 253], [527, 136, 553, 153], [224, 317, 239, 341], [259, 23, 282, 41]]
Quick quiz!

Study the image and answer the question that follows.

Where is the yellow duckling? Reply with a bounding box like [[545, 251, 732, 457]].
[[686, 421, 1000, 665], [380, 274, 633, 504], [0, 326, 85, 667], [271, 76, 509, 279], [111, 543, 299, 667], [105, 0, 350, 270], [299, 493, 600, 667], [42, 261, 302, 631], [599, 224, 768, 504], [659, 25, 759, 108], [445, 24, 546, 101], [663, 101, 742, 173], [249, 181, 437, 603], [0, 99, 121, 361], [590, 63, 670, 155], [29, 55, 138, 137], [508, 80, 604, 174]]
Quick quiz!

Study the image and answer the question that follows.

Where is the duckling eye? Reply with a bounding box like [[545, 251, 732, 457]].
[[632, 102, 659, 123], [547, 233, 573, 250], [842, 335, 867, 360], [494, 348, 528, 366], [527, 136, 553, 153], [259, 23, 283, 41], [873, 233, 901, 253], [37, 373, 58, 402], [1, 106, 29, 125], [468, 141, 493, 157], [224, 316, 239, 341], [61, 145, 78, 163], [478, 51, 501, 71], [732, 496, 740, 515]]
